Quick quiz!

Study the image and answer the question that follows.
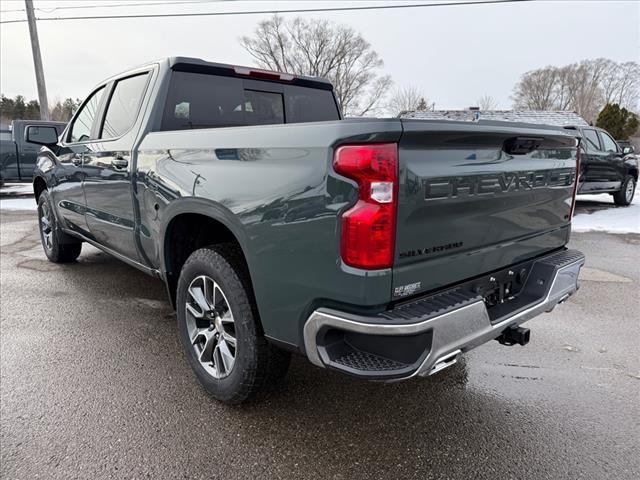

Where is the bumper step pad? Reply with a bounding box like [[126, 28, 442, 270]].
[[304, 249, 585, 380], [334, 350, 409, 372]]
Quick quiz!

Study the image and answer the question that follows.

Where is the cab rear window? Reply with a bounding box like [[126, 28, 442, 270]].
[[160, 71, 339, 131]]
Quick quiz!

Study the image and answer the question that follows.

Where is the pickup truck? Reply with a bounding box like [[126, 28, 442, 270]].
[[564, 125, 638, 205], [0, 120, 66, 186], [32, 57, 585, 404]]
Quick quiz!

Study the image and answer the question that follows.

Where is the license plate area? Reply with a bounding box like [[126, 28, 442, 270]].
[[470, 260, 537, 322]]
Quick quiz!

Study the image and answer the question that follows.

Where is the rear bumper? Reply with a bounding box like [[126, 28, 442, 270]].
[[303, 249, 585, 380]]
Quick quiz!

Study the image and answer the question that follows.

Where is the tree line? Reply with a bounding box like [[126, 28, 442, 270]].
[[0, 95, 81, 124], [512, 59, 639, 124]]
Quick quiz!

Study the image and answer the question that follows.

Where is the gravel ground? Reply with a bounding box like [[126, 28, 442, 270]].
[[1, 209, 638, 480]]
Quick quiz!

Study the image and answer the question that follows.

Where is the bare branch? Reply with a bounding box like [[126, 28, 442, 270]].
[[476, 94, 498, 110], [240, 14, 391, 116]]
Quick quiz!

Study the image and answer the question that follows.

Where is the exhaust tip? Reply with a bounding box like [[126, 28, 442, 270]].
[[496, 326, 530, 346]]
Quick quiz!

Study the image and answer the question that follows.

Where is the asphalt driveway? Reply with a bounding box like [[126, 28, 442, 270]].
[[1, 209, 638, 479]]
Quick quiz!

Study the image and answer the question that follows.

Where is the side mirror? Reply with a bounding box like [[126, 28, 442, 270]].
[[25, 125, 58, 146], [622, 146, 634, 155]]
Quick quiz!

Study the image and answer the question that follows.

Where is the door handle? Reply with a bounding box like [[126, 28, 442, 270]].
[[111, 156, 129, 169]]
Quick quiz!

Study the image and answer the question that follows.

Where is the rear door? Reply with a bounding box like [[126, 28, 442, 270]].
[[393, 120, 578, 300], [0, 129, 19, 182], [82, 71, 150, 261]]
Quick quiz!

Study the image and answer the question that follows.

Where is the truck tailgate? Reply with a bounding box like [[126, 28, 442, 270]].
[[392, 120, 578, 300]]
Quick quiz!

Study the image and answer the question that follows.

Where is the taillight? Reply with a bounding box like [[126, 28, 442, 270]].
[[333, 143, 398, 269], [571, 142, 581, 218]]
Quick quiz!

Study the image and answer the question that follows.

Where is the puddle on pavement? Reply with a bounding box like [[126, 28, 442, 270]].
[[579, 267, 632, 283], [16, 258, 61, 272]]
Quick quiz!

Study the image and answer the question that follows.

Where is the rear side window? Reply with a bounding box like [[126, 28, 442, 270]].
[[68, 86, 106, 143], [160, 71, 339, 131], [101, 73, 149, 138], [583, 129, 602, 151]]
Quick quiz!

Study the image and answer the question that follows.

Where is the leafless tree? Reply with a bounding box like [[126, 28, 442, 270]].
[[600, 60, 640, 110], [565, 59, 607, 123], [512, 66, 559, 110], [386, 85, 430, 116], [512, 59, 639, 123], [476, 95, 498, 110], [240, 15, 392, 116]]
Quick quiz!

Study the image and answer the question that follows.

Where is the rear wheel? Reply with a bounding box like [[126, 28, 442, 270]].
[[37, 191, 82, 263], [176, 245, 290, 404], [613, 175, 635, 206]]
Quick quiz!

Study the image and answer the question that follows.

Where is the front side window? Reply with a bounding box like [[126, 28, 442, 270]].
[[101, 73, 149, 139], [68, 86, 106, 143], [583, 129, 601, 152], [599, 131, 618, 153]]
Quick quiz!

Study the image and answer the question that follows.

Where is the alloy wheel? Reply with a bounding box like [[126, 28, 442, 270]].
[[625, 179, 635, 203], [185, 275, 237, 379], [39, 201, 53, 251]]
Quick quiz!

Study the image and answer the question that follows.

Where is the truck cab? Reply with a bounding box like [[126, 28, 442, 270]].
[[567, 125, 638, 206]]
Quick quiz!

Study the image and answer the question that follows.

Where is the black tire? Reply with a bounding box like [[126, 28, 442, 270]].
[[37, 191, 82, 263], [613, 175, 636, 206], [176, 244, 290, 404]]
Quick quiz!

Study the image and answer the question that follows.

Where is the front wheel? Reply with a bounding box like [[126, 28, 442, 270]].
[[176, 244, 290, 404], [37, 191, 82, 263], [613, 175, 636, 206]]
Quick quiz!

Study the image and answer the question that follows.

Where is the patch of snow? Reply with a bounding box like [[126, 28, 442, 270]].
[[0, 183, 33, 195], [572, 184, 640, 234], [0, 197, 37, 211]]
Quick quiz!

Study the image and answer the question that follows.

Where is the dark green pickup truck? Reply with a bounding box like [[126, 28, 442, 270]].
[[0, 120, 66, 185], [32, 57, 585, 403]]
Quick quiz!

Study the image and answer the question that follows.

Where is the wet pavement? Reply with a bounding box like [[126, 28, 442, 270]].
[[1, 210, 639, 479]]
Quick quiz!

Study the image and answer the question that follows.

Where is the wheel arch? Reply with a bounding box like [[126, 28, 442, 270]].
[[33, 176, 47, 200], [159, 199, 256, 311]]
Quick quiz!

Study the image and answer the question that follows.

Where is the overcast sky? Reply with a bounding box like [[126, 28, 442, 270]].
[[1, 0, 638, 110]]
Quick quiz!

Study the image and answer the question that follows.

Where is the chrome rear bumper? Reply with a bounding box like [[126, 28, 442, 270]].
[[303, 249, 585, 380]]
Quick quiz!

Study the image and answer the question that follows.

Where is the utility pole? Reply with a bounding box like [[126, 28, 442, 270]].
[[25, 0, 49, 120]]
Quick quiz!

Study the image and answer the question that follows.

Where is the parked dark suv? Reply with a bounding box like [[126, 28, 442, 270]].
[[565, 125, 638, 206]]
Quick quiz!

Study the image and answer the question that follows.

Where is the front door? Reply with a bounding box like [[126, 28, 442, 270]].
[[52, 86, 107, 235], [580, 128, 612, 192], [597, 130, 624, 186], [82, 72, 150, 262]]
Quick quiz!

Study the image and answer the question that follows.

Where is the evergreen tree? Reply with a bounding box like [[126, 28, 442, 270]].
[[596, 103, 640, 140], [1, 95, 16, 119], [12, 95, 26, 119], [25, 100, 40, 119]]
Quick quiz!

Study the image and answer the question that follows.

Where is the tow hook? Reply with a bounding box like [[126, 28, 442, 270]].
[[496, 326, 530, 346]]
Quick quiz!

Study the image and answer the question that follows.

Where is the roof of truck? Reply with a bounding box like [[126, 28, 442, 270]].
[[103, 56, 333, 90], [168, 56, 332, 86]]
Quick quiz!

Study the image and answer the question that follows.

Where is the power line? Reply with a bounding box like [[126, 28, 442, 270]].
[[0, 0, 231, 14], [0, 0, 534, 24]]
